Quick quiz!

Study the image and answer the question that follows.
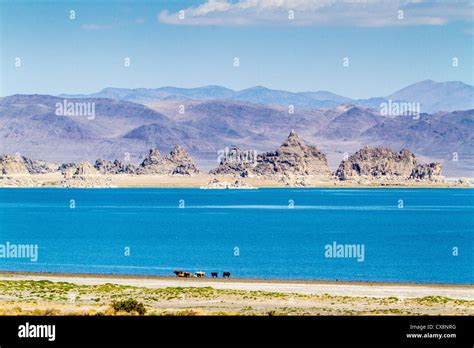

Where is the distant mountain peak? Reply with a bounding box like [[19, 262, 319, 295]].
[[344, 106, 365, 113], [241, 85, 271, 92], [388, 79, 474, 113]]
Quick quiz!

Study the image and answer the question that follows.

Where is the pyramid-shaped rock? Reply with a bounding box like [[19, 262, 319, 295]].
[[253, 130, 332, 177], [168, 145, 200, 175]]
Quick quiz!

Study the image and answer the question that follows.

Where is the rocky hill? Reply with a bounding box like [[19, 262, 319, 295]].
[[316, 107, 380, 140], [335, 146, 443, 181]]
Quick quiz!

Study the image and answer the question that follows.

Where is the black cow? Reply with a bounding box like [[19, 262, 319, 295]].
[[211, 272, 218, 278], [223, 272, 231, 278]]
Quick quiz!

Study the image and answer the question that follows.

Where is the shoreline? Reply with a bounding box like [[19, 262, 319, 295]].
[[1, 271, 472, 300], [0, 270, 472, 287], [0, 173, 471, 189]]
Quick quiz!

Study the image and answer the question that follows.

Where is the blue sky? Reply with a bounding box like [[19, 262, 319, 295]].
[[1, 0, 473, 98]]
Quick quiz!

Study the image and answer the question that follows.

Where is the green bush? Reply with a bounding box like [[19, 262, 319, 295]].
[[111, 299, 146, 315]]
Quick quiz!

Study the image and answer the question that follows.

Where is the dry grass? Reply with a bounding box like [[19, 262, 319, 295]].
[[0, 280, 472, 316]]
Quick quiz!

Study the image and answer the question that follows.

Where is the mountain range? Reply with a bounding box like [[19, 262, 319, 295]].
[[0, 79, 473, 177], [61, 80, 474, 114]]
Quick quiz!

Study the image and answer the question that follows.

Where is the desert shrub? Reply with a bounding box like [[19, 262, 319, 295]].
[[111, 299, 146, 315]]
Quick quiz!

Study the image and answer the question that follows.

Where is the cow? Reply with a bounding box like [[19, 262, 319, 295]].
[[173, 270, 183, 277], [184, 272, 191, 278], [223, 272, 231, 278], [195, 271, 205, 278], [211, 272, 218, 278]]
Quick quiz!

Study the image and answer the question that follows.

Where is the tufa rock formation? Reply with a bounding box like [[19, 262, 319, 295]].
[[94, 159, 137, 174], [23, 157, 59, 174], [335, 146, 443, 181], [0, 138, 453, 187], [72, 162, 99, 176], [138, 145, 199, 175], [410, 162, 443, 181], [335, 147, 416, 180], [210, 131, 332, 179], [167, 145, 200, 175], [0, 154, 58, 176], [140, 148, 163, 169], [201, 178, 256, 189], [0, 155, 30, 176], [0, 154, 36, 187], [253, 130, 331, 177], [61, 161, 99, 178], [210, 146, 257, 177], [60, 161, 113, 187]]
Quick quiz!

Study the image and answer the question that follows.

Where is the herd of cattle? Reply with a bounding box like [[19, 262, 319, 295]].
[[173, 270, 231, 278]]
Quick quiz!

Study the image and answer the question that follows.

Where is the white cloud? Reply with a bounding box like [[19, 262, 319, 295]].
[[158, 0, 473, 27]]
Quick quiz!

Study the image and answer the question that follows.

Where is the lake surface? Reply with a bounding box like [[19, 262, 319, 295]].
[[0, 188, 472, 284]]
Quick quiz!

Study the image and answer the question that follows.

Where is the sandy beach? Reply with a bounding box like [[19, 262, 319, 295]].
[[0, 272, 472, 316]]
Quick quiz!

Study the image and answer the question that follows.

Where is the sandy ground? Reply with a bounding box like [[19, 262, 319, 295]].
[[0, 272, 472, 316]]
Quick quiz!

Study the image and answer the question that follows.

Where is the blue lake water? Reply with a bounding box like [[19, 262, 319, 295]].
[[0, 188, 472, 284]]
